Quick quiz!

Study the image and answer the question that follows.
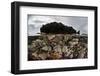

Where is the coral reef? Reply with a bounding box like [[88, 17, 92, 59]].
[[28, 33, 87, 60]]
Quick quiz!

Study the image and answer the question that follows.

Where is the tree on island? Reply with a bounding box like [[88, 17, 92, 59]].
[[40, 22, 77, 34]]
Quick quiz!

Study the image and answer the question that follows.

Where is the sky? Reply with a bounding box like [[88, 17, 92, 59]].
[[27, 14, 88, 36]]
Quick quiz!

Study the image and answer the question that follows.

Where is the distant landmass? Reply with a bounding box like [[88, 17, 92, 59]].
[[40, 22, 79, 34]]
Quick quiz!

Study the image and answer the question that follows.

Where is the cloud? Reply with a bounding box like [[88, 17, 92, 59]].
[[28, 15, 88, 36]]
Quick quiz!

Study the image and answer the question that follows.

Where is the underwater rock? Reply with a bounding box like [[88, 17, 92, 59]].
[[28, 33, 88, 60]]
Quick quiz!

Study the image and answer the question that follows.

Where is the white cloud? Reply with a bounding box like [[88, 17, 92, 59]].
[[28, 15, 88, 36]]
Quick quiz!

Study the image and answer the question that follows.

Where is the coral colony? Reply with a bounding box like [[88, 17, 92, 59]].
[[28, 22, 87, 60]]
